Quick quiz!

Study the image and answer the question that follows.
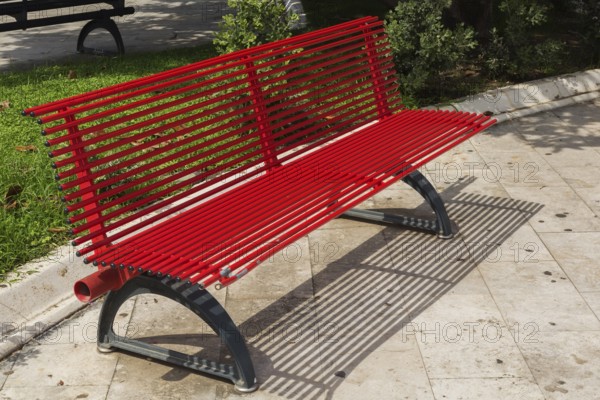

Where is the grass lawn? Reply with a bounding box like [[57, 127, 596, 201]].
[[0, 45, 217, 280]]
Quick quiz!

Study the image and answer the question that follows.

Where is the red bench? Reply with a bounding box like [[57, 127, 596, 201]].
[[23, 17, 494, 392]]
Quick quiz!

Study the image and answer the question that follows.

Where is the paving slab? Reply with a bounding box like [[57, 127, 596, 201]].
[[519, 331, 600, 400], [226, 236, 314, 301], [460, 222, 553, 265], [430, 377, 545, 400], [427, 167, 512, 199], [479, 261, 600, 333], [552, 102, 600, 134], [475, 149, 568, 188], [551, 165, 600, 188], [35, 298, 134, 346], [443, 267, 491, 297], [581, 292, 600, 319], [308, 225, 391, 273], [106, 356, 220, 400], [504, 186, 600, 233], [539, 232, 600, 292], [124, 293, 223, 359], [2, 343, 118, 388], [222, 297, 324, 399], [423, 140, 486, 167], [0, 385, 110, 400], [0, 355, 16, 391], [323, 344, 435, 400], [515, 112, 600, 168], [573, 185, 600, 214], [409, 292, 534, 380], [469, 120, 537, 153]]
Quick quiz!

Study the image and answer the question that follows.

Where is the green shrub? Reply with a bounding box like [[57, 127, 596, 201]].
[[481, 27, 511, 78], [570, 0, 600, 65], [482, 0, 565, 78], [384, 0, 476, 96], [213, 0, 299, 54]]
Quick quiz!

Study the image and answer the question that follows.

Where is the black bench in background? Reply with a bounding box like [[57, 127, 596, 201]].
[[0, 0, 134, 54]]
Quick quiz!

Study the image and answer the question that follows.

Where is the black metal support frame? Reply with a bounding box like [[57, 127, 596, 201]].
[[77, 17, 125, 55], [343, 169, 454, 238], [97, 275, 258, 393], [93, 171, 449, 393]]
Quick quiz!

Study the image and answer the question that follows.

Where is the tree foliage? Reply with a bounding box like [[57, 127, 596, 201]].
[[385, 0, 477, 95], [482, 0, 565, 78], [213, 0, 299, 54]]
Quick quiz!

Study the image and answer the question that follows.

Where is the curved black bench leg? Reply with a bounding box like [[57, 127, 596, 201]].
[[342, 169, 454, 239], [97, 275, 258, 393], [402, 170, 453, 238], [77, 18, 125, 56]]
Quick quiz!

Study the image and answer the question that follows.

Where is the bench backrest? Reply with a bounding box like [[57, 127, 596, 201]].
[[24, 17, 402, 260]]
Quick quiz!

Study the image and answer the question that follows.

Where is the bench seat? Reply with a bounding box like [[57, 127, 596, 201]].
[[92, 109, 489, 288]]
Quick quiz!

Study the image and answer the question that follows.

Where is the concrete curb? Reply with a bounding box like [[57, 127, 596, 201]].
[[1, 68, 599, 362], [429, 68, 600, 122], [0, 245, 90, 359]]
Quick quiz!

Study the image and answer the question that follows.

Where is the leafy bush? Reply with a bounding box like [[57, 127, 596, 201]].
[[384, 0, 476, 96], [213, 0, 299, 54], [481, 0, 565, 78], [570, 0, 600, 64], [481, 27, 511, 78]]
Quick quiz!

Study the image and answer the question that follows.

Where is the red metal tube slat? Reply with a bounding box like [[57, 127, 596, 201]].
[[46, 30, 389, 146], [47, 82, 251, 156], [53, 86, 260, 173], [64, 116, 264, 210], [66, 78, 393, 221], [24, 17, 382, 120], [73, 155, 275, 254], [211, 118, 492, 285], [90, 110, 492, 284], [71, 97, 379, 242], [58, 95, 263, 190], [69, 139, 266, 227], [101, 109, 468, 278], [44, 71, 249, 140], [195, 112, 490, 280], [178, 112, 460, 270], [52, 45, 392, 172], [109, 108, 478, 260], [24, 17, 380, 117]]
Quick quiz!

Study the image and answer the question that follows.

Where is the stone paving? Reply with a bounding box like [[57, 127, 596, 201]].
[[1, 99, 599, 399]]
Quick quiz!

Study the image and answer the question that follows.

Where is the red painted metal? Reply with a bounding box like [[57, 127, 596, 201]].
[[245, 58, 280, 169], [26, 17, 384, 118], [73, 267, 129, 302], [63, 108, 107, 249], [24, 17, 495, 302]]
